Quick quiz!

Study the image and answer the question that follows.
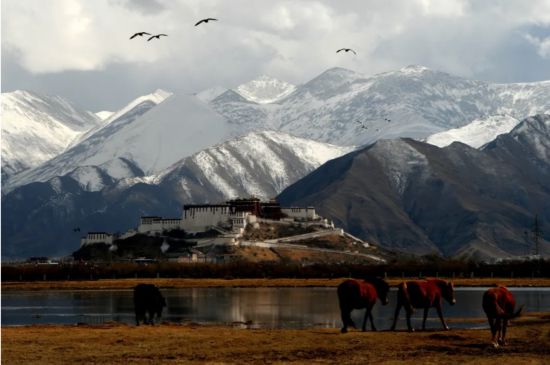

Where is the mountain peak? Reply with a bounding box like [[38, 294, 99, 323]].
[[399, 65, 431, 74], [236, 75, 296, 104], [152, 89, 172, 99]]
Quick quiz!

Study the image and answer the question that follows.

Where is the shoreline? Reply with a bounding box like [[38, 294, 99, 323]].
[[3, 277, 550, 291], [2, 314, 549, 364]]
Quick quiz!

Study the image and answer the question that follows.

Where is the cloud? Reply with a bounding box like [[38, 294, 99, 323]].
[[2, 0, 550, 110], [119, 0, 167, 15], [525, 34, 550, 59]]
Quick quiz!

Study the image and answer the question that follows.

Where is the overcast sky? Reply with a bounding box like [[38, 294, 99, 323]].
[[2, 0, 550, 111]]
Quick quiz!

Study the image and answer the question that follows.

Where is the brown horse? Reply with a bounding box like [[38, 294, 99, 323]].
[[390, 278, 455, 332], [482, 286, 523, 348], [337, 277, 390, 333]]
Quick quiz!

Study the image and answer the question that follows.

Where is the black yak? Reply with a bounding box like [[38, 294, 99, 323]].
[[134, 284, 166, 325]]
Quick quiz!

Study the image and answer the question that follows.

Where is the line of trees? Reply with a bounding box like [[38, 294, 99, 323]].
[[2, 257, 548, 281]]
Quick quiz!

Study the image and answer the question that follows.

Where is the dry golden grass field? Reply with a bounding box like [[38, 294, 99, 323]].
[[3, 277, 550, 291], [2, 313, 550, 364]]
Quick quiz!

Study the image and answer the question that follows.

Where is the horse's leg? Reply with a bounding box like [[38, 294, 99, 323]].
[[493, 319, 502, 348], [422, 306, 431, 330], [436, 304, 449, 330], [369, 308, 377, 331], [362, 306, 369, 332], [405, 306, 414, 332], [499, 319, 509, 346], [340, 307, 350, 333], [488, 317, 496, 343], [390, 303, 402, 331]]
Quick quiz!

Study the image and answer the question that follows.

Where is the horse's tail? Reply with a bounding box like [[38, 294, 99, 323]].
[[486, 292, 523, 320], [506, 305, 524, 320]]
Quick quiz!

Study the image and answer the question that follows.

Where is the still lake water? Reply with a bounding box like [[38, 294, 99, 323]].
[[2, 287, 550, 329]]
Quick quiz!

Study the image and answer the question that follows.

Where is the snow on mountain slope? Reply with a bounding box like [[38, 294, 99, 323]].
[[104, 89, 172, 125], [1, 90, 101, 178], [236, 75, 296, 104], [209, 66, 550, 147], [196, 86, 227, 103], [126, 130, 355, 201], [491, 80, 550, 117], [95, 111, 114, 120], [66, 158, 144, 192], [4, 93, 229, 192], [426, 114, 520, 148], [71, 89, 171, 146]]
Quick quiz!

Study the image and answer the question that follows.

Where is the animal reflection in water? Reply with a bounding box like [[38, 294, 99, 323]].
[[483, 286, 523, 348], [390, 279, 456, 332], [337, 277, 390, 333], [134, 284, 166, 326]]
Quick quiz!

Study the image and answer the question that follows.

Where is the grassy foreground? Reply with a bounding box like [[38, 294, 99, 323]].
[[3, 277, 550, 291], [2, 314, 550, 364]]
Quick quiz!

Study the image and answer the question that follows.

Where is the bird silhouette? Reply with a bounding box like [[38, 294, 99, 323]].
[[73, 227, 81, 232], [355, 120, 368, 130], [195, 18, 218, 26], [384, 118, 391, 123], [129, 32, 151, 40], [336, 48, 357, 55], [147, 34, 167, 41]]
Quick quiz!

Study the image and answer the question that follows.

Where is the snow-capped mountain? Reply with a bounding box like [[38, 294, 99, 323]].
[[279, 115, 550, 259], [236, 75, 296, 104], [1, 90, 102, 179], [2, 130, 353, 257], [73, 89, 172, 146], [4, 92, 228, 192], [195, 86, 227, 103], [141, 130, 354, 201], [209, 66, 550, 146], [95, 111, 114, 121], [426, 114, 520, 148]]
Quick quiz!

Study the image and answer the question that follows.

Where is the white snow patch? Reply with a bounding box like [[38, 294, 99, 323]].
[[69, 166, 105, 192], [95, 111, 114, 121], [236, 75, 296, 104], [426, 115, 520, 148]]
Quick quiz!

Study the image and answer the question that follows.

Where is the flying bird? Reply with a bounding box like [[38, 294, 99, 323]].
[[73, 227, 81, 232], [336, 48, 357, 55], [384, 118, 391, 123], [355, 120, 368, 130], [129, 32, 151, 40], [147, 34, 168, 41], [195, 18, 218, 26]]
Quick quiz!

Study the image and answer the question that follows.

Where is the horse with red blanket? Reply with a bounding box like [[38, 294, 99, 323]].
[[337, 277, 390, 333], [482, 286, 523, 348], [390, 278, 455, 332]]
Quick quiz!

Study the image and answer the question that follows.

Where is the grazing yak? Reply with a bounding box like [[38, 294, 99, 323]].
[[134, 284, 166, 325], [482, 286, 523, 348]]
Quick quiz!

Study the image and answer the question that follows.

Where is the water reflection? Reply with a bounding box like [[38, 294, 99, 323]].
[[2, 287, 549, 329]]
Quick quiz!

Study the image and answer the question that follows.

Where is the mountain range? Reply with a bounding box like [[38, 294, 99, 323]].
[[2, 65, 550, 259], [1, 90, 102, 180], [1, 131, 351, 257], [210, 65, 550, 146], [278, 115, 550, 260]]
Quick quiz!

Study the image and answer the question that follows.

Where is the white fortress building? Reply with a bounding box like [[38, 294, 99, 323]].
[[80, 198, 326, 247], [80, 232, 114, 246]]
